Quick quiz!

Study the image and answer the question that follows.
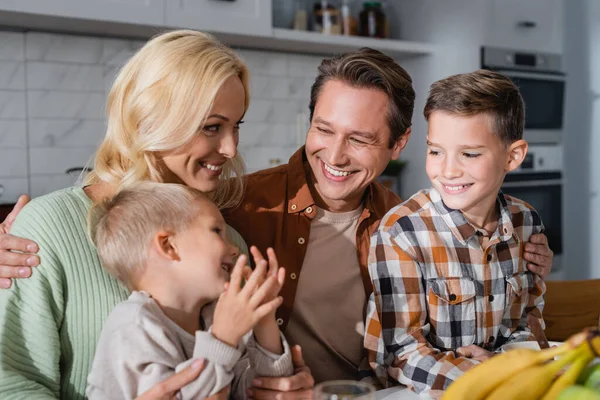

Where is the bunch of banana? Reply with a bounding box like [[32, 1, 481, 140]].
[[442, 328, 600, 400]]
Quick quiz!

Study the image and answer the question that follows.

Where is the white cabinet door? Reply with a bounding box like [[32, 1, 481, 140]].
[[0, 0, 164, 26], [165, 0, 271, 36], [485, 0, 563, 54]]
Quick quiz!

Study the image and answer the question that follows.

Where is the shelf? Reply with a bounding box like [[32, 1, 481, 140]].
[[269, 28, 436, 59], [217, 28, 435, 59], [0, 10, 435, 60]]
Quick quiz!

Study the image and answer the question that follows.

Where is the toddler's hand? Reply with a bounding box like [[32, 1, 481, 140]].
[[249, 246, 285, 315], [211, 254, 283, 348]]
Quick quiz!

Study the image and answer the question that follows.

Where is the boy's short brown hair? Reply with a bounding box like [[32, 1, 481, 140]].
[[309, 47, 415, 148], [423, 69, 525, 145], [89, 182, 206, 291]]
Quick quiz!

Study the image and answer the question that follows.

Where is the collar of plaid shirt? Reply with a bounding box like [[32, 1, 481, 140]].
[[428, 188, 516, 245]]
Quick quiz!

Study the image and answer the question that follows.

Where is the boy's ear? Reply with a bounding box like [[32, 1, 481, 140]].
[[152, 231, 180, 262], [391, 127, 411, 160], [505, 139, 529, 172]]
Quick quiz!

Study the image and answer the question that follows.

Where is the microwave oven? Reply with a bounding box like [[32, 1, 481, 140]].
[[482, 47, 565, 145]]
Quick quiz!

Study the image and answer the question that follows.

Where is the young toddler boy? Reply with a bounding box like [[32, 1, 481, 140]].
[[364, 70, 546, 398], [86, 182, 293, 399]]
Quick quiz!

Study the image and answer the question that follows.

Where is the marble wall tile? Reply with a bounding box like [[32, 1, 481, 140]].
[[29, 119, 106, 147], [29, 174, 79, 198], [245, 99, 304, 124], [240, 122, 296, 147], [0, 62, 25, 90], [0, 148, 27, 177], [239, 145, 298, 173], [103, 65, 120, 94], [239, 49, 288, 77], [26, 32, 105, 64], [29, 147, 95, 175], [28, 91, 105, 119], [0, 120, 27, 147], [26, 62, 104, 91], [287, 54, 322, 78], [0, 91, 26, 118], [251, 76, 292, 100], [100, 38, 137, 66], [0, 32, 24, 61], [0, 177, 29, 204]]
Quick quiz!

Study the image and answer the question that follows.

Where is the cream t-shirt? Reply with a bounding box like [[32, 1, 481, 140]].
[[285, 206, 366, 383]]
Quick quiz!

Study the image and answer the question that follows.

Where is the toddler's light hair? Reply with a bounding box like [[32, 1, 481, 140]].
[[90, 182, 207, 290]]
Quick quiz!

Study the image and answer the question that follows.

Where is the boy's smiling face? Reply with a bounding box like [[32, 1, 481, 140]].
[[426, 111, 526, 228]]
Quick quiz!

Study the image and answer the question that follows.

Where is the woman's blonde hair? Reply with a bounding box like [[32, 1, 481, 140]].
[[84, 30, 249, 209]]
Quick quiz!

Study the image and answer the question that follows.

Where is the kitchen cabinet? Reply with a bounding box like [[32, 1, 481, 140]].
[[0, 0, 164, 26], [165, 0, 272, 36], [485, 0, 563, 54]]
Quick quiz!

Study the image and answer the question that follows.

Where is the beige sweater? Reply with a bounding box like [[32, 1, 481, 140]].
[[87, 291, 293, 400]]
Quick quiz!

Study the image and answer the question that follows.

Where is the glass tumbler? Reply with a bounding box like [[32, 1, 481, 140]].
[[314, 380, 376, 400]]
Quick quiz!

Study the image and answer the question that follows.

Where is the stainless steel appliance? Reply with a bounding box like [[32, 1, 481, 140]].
[[502, 146, 563, 270], [482, 47, 565, 144]]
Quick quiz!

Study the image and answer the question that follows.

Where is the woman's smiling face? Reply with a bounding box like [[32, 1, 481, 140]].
[[161, 76, 246, 195]]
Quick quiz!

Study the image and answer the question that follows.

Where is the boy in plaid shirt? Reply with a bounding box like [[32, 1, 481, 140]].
[[364, 70, 546, 398]]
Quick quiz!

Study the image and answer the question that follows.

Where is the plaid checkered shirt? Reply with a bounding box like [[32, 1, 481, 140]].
[[363, 188, 546, 398]]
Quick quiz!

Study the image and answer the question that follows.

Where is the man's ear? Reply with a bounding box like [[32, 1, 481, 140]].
[[505, 139, 529, 172], [391, 127, 411, 160], [152, 231, 180, 262]]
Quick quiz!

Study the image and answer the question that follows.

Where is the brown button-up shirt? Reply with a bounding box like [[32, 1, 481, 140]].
[[223, 147, 401, 330]]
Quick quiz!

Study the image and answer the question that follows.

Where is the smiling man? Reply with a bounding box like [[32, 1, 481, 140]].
[[223, 48, 554, 399]]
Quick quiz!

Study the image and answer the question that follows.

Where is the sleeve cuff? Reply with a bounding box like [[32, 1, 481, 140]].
[[245, 331, 294, 377], [194, 331, 243, 371]]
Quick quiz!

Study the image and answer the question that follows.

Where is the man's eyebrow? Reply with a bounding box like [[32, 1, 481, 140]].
[[314, 117, 376, 138]]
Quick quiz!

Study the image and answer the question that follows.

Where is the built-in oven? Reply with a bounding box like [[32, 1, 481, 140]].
[[501, 146, 563, 272], [482, 47, 565, 145]]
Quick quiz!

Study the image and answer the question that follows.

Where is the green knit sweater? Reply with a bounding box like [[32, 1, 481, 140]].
[[0, 187, 249, 400]]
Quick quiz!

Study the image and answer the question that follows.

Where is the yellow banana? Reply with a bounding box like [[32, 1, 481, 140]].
[[541, 342, 595, 400], [441, 344, 570, 400], [486, 344, 586, 400]]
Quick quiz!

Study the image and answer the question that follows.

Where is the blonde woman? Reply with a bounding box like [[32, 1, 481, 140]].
[[0, 30, 249, 400]]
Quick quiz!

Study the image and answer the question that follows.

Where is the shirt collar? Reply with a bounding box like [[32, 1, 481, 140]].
[[429, 188, 515, 244], [285, 146, 396, 218]]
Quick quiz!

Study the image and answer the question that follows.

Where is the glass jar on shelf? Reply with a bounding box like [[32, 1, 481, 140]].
[[312, 0, 342, 35], [359, 1, 386, 39]]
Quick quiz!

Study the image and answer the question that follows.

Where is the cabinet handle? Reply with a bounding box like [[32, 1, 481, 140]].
[[516, 20, 537, 28]]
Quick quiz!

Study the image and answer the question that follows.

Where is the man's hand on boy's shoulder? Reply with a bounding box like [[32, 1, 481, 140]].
[[523, 233, 554, 279], [456, 345, 494, 363]]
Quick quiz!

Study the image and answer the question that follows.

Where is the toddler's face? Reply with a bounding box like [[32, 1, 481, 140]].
[[171, 199, 238, 301], [425, 111, 510, 223]]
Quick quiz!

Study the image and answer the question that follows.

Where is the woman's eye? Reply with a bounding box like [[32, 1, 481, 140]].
[[203, 124, 220, 134], [234, 120, 245, 130], [428, 149, 440, 156], [212, 227, 222, 235]]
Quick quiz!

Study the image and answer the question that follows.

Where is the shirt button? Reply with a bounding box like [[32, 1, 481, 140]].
[[291, 204, 297, 211], [290, 272, 297, 280], [503, 227, 509, 235], [306, 206, 313, 214], [276, 318, 284, 326], [298, 237, 305, 245], [486, 254, 492, 262], [489, 295, 494, 302], [449, 294, 457, 301]]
